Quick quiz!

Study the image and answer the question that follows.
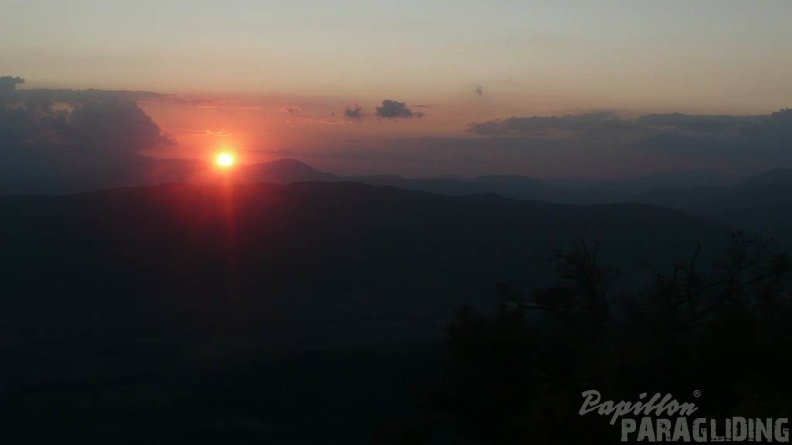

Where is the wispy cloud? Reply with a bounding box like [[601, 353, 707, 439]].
[[184, 129, 234, 137], [279, 105, 302, 115]]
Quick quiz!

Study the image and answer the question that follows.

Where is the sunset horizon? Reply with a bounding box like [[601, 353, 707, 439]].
[[4, 1, 792, 180], [3, 2, 792, 443], [4, 76, 792, 180]]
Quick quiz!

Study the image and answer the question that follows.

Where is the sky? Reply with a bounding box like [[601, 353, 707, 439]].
[[2, 0, 792, 178]]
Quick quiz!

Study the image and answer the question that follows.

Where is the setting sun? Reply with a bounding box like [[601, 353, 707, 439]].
[[215, 152, 235, 168]]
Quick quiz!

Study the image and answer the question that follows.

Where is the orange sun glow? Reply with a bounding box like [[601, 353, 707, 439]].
[[215, 152, 235, 168]]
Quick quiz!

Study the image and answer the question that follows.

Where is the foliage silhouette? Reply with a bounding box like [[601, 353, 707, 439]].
[[408, 231, 792, 444]]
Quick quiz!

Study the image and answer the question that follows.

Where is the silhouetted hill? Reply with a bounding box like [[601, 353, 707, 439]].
[[347, 169, 740, 204], [546, 169, 738, 192], [348, 173, 629, 204], [0, 157, 337, 195], [632, 169, 792, 247], [0, 181, 743, 352], [0, 181, 739, 441], [736, 167, 792, 189], [237, 158, 337, 183], [1, 156, 744, 208]]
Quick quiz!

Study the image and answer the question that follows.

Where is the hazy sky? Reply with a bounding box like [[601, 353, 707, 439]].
[[3, 0, 791, 111], [2, 1, 792, 178]]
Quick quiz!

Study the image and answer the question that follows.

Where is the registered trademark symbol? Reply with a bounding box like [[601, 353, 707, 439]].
[[693, 390, 701, 397]]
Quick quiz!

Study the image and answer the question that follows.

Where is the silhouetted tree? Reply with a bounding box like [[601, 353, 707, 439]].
[[417, 231, 792, 444]]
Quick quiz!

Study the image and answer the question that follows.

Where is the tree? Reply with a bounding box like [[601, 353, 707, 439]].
[[418, 231, 792, 444]]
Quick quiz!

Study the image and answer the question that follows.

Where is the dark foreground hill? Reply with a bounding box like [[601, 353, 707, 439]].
[[633, 168, 792, 248], [0, 181, 736, 442]]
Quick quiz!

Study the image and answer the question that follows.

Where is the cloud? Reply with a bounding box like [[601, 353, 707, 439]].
[[466, 109, 792, 169], [184, 129, 233, 137], [14, 87, 170, 106], [204, 130, 233, 137], [375, 99, 424, 119], [344, 105, 364, 121], [0, 87, 173, 181], [466, 110, 792, 139], [165, 95, 221, 108], [467, 112, 633, 138], [279, 106, 302, 115], [0, 103, 64, 147], [65, 98, 173, 154], [276, 105, 346, 124], [0, 76, 25, 102], [636, 113, 742, 132], [288, 117, 341, 124], [631, 110, 792, 156]]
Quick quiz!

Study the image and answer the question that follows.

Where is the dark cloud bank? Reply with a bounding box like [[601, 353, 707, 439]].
[[0, 77, 172, 185], [466, 109, 792, 165]]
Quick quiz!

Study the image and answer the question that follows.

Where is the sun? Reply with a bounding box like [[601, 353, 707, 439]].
[[215, 152, 235, 168]]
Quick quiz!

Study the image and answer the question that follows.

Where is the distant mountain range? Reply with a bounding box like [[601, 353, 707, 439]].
[[0, 155, 741, 201], [0, 157, 335, 194], [632, 168, 792, 247], [346, 169, 740, 205], [3, 156, 790, 246]]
